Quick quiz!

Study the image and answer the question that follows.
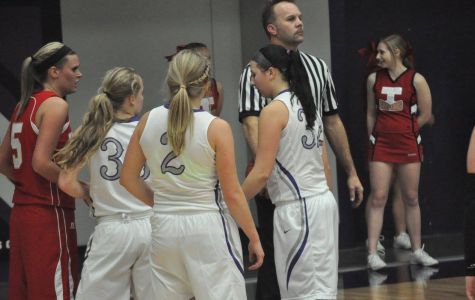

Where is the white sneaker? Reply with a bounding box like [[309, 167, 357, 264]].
[[410, 245, 439, 266], [368, 253, 387, 271], [393, 232, 412, 249], [366, 236, 385, 257]]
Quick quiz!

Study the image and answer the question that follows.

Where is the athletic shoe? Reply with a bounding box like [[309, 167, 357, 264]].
[[368, 253, 387, 271], [393, 232, 412, 249], [410, 245, 439, 266], [366, 236, 386, 257]]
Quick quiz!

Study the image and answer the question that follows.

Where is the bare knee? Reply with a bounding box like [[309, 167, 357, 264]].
[[369, 191, 388, 209], [403, 192, 419, 207]]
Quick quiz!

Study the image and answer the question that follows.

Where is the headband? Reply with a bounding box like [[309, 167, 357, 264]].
[[33, 45, 72, 73]]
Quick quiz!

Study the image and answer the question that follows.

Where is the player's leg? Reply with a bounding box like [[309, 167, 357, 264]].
[[131, 217, 152, 300], [22, 206, 76, 300], [184, 212, 246, 300], [8, 205, 27, 300], [76, 219, 137, 300], [149, 213, 193, 300]]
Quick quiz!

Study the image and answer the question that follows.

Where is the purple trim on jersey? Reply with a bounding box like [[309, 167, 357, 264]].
[[275, 160, 309, 290], [163, 103, 205, 112], [214, 181, 245, 276]]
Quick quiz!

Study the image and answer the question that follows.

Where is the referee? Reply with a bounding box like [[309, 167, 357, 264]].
[[238, 1, 363, 299]]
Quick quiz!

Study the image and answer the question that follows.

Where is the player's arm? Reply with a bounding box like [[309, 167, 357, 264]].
[[0, 125, 14, 179], [58, 163, 92, 205], [32, 97, 69, 183], [212, 81, 224, 116], [366, 72, 377, 136], [242, 101, 286, 200], [322, 142, 333, 190], [209, 118, 264, 270], [323, 113, 363, 207], [120, 112, 154, 207], [413, 73, 432, 128]]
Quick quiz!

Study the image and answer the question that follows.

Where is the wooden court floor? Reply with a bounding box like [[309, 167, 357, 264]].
[[338, 276, 466, 300]]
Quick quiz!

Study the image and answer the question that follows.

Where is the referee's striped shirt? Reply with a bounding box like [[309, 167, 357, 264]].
[[238, 51, 339, 123]]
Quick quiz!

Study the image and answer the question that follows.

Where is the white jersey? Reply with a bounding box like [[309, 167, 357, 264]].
[[89, 118, 152, 217], [267, 91, 329, 204], [140, 105, 220, 213]]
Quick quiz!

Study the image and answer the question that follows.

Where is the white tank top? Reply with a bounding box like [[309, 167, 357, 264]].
[[267, 91, 329, 204], [89, 118, 152, 216], [140, 105, 222, 213]]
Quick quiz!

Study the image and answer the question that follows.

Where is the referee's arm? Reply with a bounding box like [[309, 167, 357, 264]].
[[239, 65, 264, 157]]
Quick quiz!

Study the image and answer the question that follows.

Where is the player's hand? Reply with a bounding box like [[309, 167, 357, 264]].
[[248, 239, 264, 270], [347, 174, 364, 208], [80, 181, 93, 206]]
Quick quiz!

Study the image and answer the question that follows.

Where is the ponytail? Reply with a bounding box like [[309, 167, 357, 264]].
[[55, 94, 114, 169], [167, 85, 194, 156], [55, 67, 142, 169], [17, 57, 35, 119], [287, 50, 316, 129], [166, 50, 210, 155], [252, 45, 316, 129]]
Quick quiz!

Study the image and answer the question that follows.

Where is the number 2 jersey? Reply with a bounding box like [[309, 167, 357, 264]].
[[140, 105, 222, 213], [88, 117, 152, 217], [267, 91, 329, 204], [10, 90, 75, 208]]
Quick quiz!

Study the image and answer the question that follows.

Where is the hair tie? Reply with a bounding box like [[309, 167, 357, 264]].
[[33, 45, 72, 73], [103, 91, 112, 98], [180, 84, 187, 90]]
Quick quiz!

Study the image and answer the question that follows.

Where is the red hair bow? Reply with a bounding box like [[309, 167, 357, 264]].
[[358, 41, 377, 67], [165, 44, 187, 62]]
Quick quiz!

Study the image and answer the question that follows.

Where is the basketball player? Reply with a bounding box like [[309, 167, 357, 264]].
[[120, 50, 264, 300], [238, 2, 361, 298], [0, 42, 81, 299], [166, 42, 224, 116], [55, 67, 152, 300], [242, 44, 362, 300], [366, 34, 438, 270]]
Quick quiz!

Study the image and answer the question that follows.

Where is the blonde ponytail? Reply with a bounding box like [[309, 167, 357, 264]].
[[166, 50, 210, 155], [55, 67, 142, 169], [55, 94, 114, 168]]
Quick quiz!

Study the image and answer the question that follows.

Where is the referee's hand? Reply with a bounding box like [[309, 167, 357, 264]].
[[347, 174, 364, 208], [248, 240, 264, 270]]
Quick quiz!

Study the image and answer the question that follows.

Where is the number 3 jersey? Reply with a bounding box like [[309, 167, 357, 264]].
[[267, 91, 329, 204], [10, 90, 75, 208], [88, 118, 151, 217], [140, 105, 221, 214]]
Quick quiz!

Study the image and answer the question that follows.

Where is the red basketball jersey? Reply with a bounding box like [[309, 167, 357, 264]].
[[373, 69, 419, 134], [10, 90, 75, 208]]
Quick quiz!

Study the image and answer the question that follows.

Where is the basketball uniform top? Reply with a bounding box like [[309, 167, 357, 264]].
[[266, 91, 329, 204], [10, 90, 75, 209], [88, 118, 152, 217], [201, 78, 219, 113], [373, 69, 419, 134], [140, 105, 221, 213]]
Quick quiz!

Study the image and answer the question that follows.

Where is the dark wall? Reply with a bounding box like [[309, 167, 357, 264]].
[[329, 0, 475, 248]]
